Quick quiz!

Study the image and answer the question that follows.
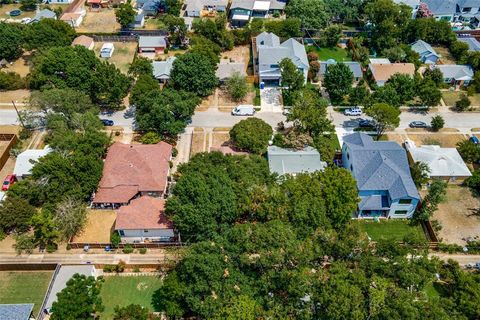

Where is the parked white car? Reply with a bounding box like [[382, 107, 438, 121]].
[[232, 105, 255, 116], [344, 107, 362, 116]]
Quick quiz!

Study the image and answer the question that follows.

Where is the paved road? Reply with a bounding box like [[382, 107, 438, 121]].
[[190, 109, 286, 128], [0, 253, 175, 264]]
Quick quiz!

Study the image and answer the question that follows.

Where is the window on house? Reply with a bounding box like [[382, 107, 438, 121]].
[[347, 153, 349, 160], [398, 199, 412, 204], [350, 165, 353, 171], [393, 210, 408, 215], [144, 230, 149, 233], [118, 230, 125, 236], [270, 64, 279, 68]]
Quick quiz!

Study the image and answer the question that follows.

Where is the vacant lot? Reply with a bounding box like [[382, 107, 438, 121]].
[[0, 271, 53, 315], [72, 210, 116, 243], [434, 46, 456, 65], [2, 52, 33, 77], [355, 219, 426, 242], [94, 42, 137, 74], [144, 18, 166, 30], [442, 91, 480, 107], [221, 45, 250, 69], [433, 186, 480, 245], [306, 46, 351, 62], [76, 9, 120, 33], [0, 89, 32, 105], [100, 275, 162, 318], [387, 133, 467, 148]]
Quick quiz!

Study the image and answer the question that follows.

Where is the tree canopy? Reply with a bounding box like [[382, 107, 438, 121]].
[[365, 103, 401, 139], [324, 63, 354, 104], [229, 118, 273, 154], [115, 0, 136, 28], [286, 0, 329, 30]]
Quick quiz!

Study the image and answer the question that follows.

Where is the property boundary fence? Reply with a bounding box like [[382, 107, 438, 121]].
[[91, 35, 137, 42], [37, 264, 61, 320], [68, 242, 183, 249], [0, 133, 17, 171]]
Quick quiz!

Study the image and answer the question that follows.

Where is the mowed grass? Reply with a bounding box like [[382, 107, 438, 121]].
[[0, 271, 53, 315], [100, 276, 163, 318], [442, 91, 480, 106], [355, 219, 426, 241], [306, 46, 351, 62]]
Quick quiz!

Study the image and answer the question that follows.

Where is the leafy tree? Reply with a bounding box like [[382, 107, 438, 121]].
[[113, 304, 149, 320], [349, 84, 371, 106], [31, 210, 59, 249], [163, 14, 188, 46], [229, 118, 272, 154], [410, 161, 430, 187], [135, 88, 200, 137], [189, 40, 220, 66], [430, 115, 445, 131], [323, 25, 342, 47], [115, 0, 136, 28], [165, 0, 182, 15], [0, 196, 36, 234], [423, 68, 443, 87], [225, 72, 248, 102], [324, 63, 354, 104], [20, 0, 37, 11], [192, 15, 233, 51], [372, 84, 401, 108], [418, 80, 442, 108], [404, 18, 455, 46], [130, 74, 159, 106], [449, 41, 469, 62], [383, 47, 406, 62], [308, 60, 320, 81], [465, 169, 480, 194], [455, 94, 471, 112], [0, 71, 25, 90], [170, 52, 218, 97], [325, 0, 363, 23], [13, 233, 36, 254], [51, 274, 104, 320], [0, 23, 23, 60], [140, 132, 161, 144], [279, 58, 304, 90], [23, 19, 76, 50], [264, 18, 303, 38], [386, 73, 416, 103], [128, 56, 153, 77], [365, 103, 401, 139], [286, 0, 329, 30], [414, 180, 447, 221], [53, 198, 87, 241], [457, 140, 480, 164]]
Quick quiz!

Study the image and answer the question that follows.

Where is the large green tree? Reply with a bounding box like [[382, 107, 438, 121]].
[[115, 0, 136, 28], [365, 103, 401, 139], [286, 0, 329, 30], [229, 118, 273, 154], [0, 196, 36, 234], [0, 23, 23, 61], [113, 304, 149, 320], [324, 63, 354, 104], [225, 72, 248, 102], [23, 19, 76, 50]]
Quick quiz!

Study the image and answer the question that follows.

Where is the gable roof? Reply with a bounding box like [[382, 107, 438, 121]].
[[405, 140, 472, 178], [230, 0, 254, 9], [139, 36, 166, 48], [343, 133, 420, 200], [319, 60, 363, 78], [268, 146, 327, 176], [368, 63, 415, 82], [93, 142, 172, 204], [72, 35, 94, 49], [152, 57, 176, 79], [0, 304, 34, 320], [256, 31, 280, 48], [411, 40, 440, 57], [31, 8, 56, 22], [115, 196, 173, 230], [258, 34, 308, 72], [435, 64, 474, 80], [216, 60, 246, 80], [458, 37, 480, 51], [13, 146, 52, 177], [422, 0, 457, 15]]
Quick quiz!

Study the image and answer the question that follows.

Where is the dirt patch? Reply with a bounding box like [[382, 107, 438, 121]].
[[2, 52, 33, 78], [93, 41, 137, 74], [76, 9, 120, 33], [433, 186, 480, 245], [211, 132, 230, 149], [190, 128, 206, 156], [217, 87, 255, 108], [0, 90, 32, 105], [388, 133, 467, 148], [433, 46, 456, 65], [195, 95, 214, 112], [220, 45, 250, 71], [72, 209, 117, 243], [0, 235, 16, 253]]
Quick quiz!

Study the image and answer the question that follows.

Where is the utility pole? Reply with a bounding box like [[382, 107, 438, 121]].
[[11, 100, 25, 129]]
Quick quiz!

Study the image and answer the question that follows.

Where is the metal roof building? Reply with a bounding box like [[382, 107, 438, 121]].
[[267, 146, 327, 176]]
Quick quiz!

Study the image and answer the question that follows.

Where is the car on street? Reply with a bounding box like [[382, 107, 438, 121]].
[[344, 107, 362, 116], [2, 174, 16, 191], [232, 105, 255, 116], [359, 119, 375, 128], [470, 136, 479, 145], [101, 119, 114, 126], [409, 121, 428, 128]]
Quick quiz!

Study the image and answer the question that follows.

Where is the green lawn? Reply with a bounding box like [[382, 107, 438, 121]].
[[0, 271, 53, 316], [355, 219, 426, 241], [100, 275, 163, 318], [306, 46, 351, 62], [442, 91, 480, 107]]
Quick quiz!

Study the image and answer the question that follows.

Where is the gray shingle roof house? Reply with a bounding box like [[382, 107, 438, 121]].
[[138, 36, 167, 54], [0, 304, 34, 320], [458, 37, 480, 51], [318, 59, 363, 82], [422, 0, 457, 20], [229, 0, 287, 26], [256, 32, 308, 86], [434, 64, 474, 85], [183, 0, 228, 17], [410, 40, 440, 64], [342, 133, 420, 219], [268, 146, 327, 176], [30, 9, 56, 23], [216, 59, 246, 82], [152, 57, 176, 82]]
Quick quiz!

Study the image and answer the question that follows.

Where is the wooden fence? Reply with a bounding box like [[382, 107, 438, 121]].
[[68, 242, 183, 249], [0, 133, 17, 172]]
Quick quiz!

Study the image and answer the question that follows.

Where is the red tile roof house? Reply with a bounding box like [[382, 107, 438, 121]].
[[114, 196, 175, 243], [92, 142, 172, 209]]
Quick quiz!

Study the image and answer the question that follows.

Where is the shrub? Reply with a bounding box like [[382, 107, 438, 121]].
[[229, 118, 273, 154], [139, 248, 147, 254], [455, 94, 471, 112], [115, 260, 126, 273], [111, 232, 121, 247], [225, 72, 248, 102], [172, 147, 178, 157], [122, 244, 134, 254], [103, 265, 116, 273], [430, 115, 445, 131], [133, 266, 141, 272], [46, 243, 57, 253], [0, 71, 25, 90], [141, 132, 161, 144], [66, 243, 72, 250]]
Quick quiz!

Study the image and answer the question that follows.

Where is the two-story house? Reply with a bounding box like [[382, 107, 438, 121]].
[[342, 133, 420, 219], [255, 32, 309, 86]]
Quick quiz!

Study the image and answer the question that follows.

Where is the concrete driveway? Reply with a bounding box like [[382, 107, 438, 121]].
[[260, 87, 283, 113]]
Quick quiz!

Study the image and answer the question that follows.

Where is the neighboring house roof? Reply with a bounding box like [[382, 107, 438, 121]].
[[230, 0, 255, 10], [435, 64, 474, 81], [269, 0, 287, 10], [142, 0, 160, 11], [184, 0, 228, 11], [13, 146, 52, 177], [60, 12, 82, 21], [0, 304, 34, 320], [368, 63, 415, 82], [115, 196, 173, 230], [458, 37, 480, 51], [268, 146, 327, 176], [319, 60, 363, 78], [72, 35, 94, 49], [139, 36, 167, 48], [216, 60, 246, 80], [369, 58, 391, 64], [45, 265, 96, 311], [231, 0, 285, 10], [405, 140, 472, 178], [256, 31, 280, 48], [253, 0, 270, 10], [152, 57, 176, 80], [410, 39, 440, 59], [421, 0, 457, 15], [93, 142, 172, 204], [343, 133, 420, 200], [31, 8, 56, 22], [457, 0, 478, 8]]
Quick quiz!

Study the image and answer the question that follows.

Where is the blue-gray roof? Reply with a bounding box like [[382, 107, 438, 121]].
[[0, 304, 34, 320], [435, 64, 474, 81], [319, 60, 363, 78], [421, 0, 457, 15], [152, 57, 176, 80], [458, 37, 480, 51], [31, 8, 56, 22], [343, 133, 420, 200], [359, 195, 390, 211], [268, 146, 327, 176], [410, 40, 440, 58]]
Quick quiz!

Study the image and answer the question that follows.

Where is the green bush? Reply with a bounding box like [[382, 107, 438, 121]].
[[141, 132, 161, 144], [122, 244, 134, 254], [172, 147, 178, 157], [133, 266, 141, 272], [229, 118, 273, 154], [46, 243, 57, 253], [111, 232, 121, 247], [103, 265, 116, 273], [430, 115, 445, 131], [139, 248, 147, 254], [115, 260, 126, 273]]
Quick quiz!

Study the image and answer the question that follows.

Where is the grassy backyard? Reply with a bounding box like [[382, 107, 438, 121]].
[[0, 271, 53, 315], [306, 46, 351, 62], [100, 275, 163, 318], [442, 91, 480, 107], [355, 219, 426, 241]]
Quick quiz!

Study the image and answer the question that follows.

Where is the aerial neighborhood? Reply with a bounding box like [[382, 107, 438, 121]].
[[2, 0, 480, 318]]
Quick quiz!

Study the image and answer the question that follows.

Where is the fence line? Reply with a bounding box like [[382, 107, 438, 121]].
[[37, 264, 61, 320]]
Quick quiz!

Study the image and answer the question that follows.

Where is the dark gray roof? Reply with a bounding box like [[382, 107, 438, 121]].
[[268, 146, 327, 175], [343, 133, 420, 200], [458, 37, 480, 51], [0, 304, 34, 320], [410, 40, 440, 57], [319, 60, 363, 78], [139, 36, 166, 48], [422, 0, 457, 15], [31, 8, 56, 22], [435, 64, 474, 81], [359, 195, 390, 211]]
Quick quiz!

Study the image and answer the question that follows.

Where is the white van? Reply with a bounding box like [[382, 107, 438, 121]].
[[232, 105, 255, 116], [344, 107, 362, 116]]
